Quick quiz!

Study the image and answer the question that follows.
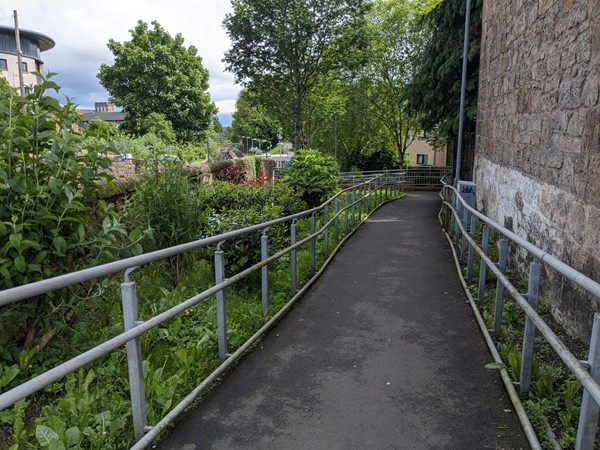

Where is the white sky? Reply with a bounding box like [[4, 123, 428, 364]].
[[0, 1, 240, 123]]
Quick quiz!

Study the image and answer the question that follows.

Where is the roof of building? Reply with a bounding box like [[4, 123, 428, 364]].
[[0, 25, 55, 52], [80, 111, 125, 123]]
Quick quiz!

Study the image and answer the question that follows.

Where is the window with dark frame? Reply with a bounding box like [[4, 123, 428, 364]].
[[0, 59, 7, 70], [21, 61, 28, 73], [416, 154, 429, 165]]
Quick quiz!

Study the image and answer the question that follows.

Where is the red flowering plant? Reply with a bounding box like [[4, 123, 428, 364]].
[[246, 171, 271, 187], [218, 165, 248, 184]]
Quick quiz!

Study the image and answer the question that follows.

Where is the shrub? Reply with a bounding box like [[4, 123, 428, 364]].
[[283, 149, 339, 207], [218, 165, 247, 184], [0, 76, 140, 357]]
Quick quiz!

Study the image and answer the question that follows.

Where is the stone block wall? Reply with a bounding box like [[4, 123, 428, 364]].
[[475, 0, 600, 339]]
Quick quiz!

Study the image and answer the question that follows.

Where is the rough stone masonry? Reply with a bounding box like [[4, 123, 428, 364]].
[[475, 0, 600, 339]]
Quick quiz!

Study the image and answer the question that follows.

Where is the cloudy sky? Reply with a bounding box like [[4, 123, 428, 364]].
[[0, 0, 240, 125]]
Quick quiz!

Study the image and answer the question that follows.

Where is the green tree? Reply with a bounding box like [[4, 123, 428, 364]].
[[406, 0, 482, 138], [231, 87, 281, 149], [84, 118, 119, 140], [359, 0, 439, 167], [223, 0, 370, 150], [98, 20, 217, 142], [140, 112, 176, 144]]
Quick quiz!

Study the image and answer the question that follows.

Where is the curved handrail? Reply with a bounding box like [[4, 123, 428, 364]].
[[439, 180, 600, 449]]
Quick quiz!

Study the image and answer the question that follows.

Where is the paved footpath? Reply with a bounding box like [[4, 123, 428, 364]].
[[156, 191, 528, 450]]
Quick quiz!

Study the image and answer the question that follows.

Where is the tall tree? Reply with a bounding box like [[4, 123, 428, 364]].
[[231, 87, 281, 148], [405, 0, 482, 138], [223, 0, 370, 149], [360, 0, 439, 167], [98, 20, 217, 142]]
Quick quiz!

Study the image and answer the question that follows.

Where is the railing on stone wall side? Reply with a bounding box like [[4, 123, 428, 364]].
[[440, 182, 600, 450]]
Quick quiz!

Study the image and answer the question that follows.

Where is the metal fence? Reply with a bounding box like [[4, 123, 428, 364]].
[[339, 166, 452, 188], [0, 174, 403, 449], [440, 182, 600, 450]]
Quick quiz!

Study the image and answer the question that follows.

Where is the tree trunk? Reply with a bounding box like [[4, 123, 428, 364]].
[[294, 81, 304, 150]]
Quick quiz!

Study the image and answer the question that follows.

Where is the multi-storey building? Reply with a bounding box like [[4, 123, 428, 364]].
[[0, 25, 55, 92]]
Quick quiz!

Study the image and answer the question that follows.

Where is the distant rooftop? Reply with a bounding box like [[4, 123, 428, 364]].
[[77, 102, 124, 124]]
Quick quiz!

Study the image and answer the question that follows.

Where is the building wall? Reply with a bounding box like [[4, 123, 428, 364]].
[[475, 0, 600, 339], [0, 53, 43, 89], [406, 139, 448, 167]]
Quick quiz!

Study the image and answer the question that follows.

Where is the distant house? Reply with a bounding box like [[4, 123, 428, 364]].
[[0, 25, 55, 93], [405, 138, 448, 167], [78, 102, 124, 127]]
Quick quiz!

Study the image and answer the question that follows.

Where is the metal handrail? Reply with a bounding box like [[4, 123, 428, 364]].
[[0, 174, 394, 307], [0, 172, 403, 447], [440, 182, 600, 450]]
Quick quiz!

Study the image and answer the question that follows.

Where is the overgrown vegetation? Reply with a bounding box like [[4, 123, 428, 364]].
[[0, 78, 400, 448], [282, 150, 339, 207]]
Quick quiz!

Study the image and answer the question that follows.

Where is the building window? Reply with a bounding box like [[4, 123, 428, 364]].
[[23, 86, 31, 96], [416, 154, 429, 165], [21, 62, 28, 73], [0, 59, 7, 70]]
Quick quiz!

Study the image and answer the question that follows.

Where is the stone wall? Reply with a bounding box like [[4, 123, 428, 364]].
[[475, 0, 600, 339]]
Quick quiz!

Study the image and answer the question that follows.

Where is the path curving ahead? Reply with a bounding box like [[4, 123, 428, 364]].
[[155, 191, 528, 450]]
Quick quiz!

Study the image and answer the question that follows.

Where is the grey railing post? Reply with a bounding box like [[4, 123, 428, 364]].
[[478, 225, 490, 304], [494, 239, 509, 339], [291, 220, 297, 294], [310, 213, 316, 274], [214, 242, 228, 361], [466, 216, 477, 283], [334, 197, 339, 243], [374, 178, 378, 206], [452, 193, 460, 248], [324, 205, 329, 259], [121, 268, 148, 442], [519, 260, 541, 398], [576, 313, 600, 450], [461, 208, 469, 261], [261, 228, 269, 316], [344, 194, 349, 235], [352, 189, 356, 227], [358, 186, 363, 220]]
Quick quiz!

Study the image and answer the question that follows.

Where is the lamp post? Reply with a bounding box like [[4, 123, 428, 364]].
[[277, 129, 283, 155], [455, 0, 472, 184]]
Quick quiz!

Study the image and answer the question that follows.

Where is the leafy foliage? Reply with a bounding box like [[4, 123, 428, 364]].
[[283, 149, 339, 207], [405, 0, 482, 138], [98, 20, 217, 142], [218, 165, 248, 184], [84, 118, 120, 141], [231, 87, 280, 150], [0, 76, 141, 354], [357, 0, 439, 165], [140, 112, 176, 144], [224, 0, 370, 149]]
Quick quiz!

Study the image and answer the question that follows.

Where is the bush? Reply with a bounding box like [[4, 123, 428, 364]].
[[283, 149, 339, 207], [0, 76, 140, 356]]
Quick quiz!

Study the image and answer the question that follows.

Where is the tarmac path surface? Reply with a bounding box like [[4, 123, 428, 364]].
[[155, 191, 528, 450]]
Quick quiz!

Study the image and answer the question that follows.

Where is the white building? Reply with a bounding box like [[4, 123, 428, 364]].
[[0, 25, 55, 93]]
